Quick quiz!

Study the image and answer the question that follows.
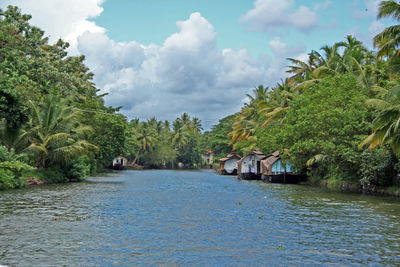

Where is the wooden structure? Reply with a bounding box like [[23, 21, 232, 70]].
[[237, 150, 266, 180], [112, 156, 127, 170], [261, 151, 300, 183], [219, 152, 241, 175], [203, 149, 214, 168]]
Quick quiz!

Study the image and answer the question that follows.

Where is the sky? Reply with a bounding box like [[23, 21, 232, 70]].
[[0, 0, 395, 129]]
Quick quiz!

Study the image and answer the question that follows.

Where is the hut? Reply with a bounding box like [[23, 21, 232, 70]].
[[112, 156, 127, 170], [237, 150, 266, 180], [219, 152, 241, 175], [261, 151, 299, 183], [203, 149, 214, 168]]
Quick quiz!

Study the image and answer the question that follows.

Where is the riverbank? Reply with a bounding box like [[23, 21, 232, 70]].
[[7, 168, 400, 199], [303, 176, 400, 197]]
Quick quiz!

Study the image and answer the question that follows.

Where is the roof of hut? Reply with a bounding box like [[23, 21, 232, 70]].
[[262, 151, 280, 166], [261, 151, 282, 175], [238, 150, 266, 164], [219, 152, 241, 162]]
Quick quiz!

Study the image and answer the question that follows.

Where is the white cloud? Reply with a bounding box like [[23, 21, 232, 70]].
[[269, 37, 287, 55], [1, 0, 105, 53], [241, 0, 318, 32], [78, 13, 306, 128], [368, 20, 384, 36], [1, 2, 305, 128]]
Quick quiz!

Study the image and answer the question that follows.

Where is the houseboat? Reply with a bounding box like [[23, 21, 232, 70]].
[[237, 150, 266, 180], [112, 156, 127, 170], [261, 151, 300, 184], [219, 152, 241, 175]]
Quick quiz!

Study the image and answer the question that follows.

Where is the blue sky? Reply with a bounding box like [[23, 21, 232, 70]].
[[0, 0, 395, 128], [93, 0, 389, 57]]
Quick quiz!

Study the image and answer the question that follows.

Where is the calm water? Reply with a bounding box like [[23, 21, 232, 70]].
[[1, 170, 400, 266]]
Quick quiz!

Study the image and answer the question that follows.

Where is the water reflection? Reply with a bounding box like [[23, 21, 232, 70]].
[[0, 170, 399, 266]]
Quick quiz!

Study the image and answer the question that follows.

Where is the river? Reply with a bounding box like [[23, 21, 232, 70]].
[[0, 170, 399, 266]]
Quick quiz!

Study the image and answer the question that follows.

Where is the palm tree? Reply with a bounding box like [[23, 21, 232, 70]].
[[373, 1, 400, 57], [137, 122, 155, 151], [171, 119, 189, 148], [228, 86, 268, 148], [190, 117, 203, 133], [361, 82, 400, 151], [23, 95, 97, 168], [360, 104, 400, 152], [259, 80, 294, 126]]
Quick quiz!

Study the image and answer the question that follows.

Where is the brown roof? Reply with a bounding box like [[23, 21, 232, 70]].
[[261, 150, 281, 175], [219, 152, 241, 162]]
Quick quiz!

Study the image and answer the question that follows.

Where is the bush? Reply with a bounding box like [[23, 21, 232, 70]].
[[0, 168, 25, 190], [39, 165, 68, 183], [64, 156, 91, 181], [359, 148, 398, 188], [0, 146, 33, 190]]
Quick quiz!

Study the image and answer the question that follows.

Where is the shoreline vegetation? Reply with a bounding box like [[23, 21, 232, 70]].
[[1, 3, 400, 198]]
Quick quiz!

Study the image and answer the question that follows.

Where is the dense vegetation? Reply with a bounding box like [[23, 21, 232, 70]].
[[205, 1, 400, 192], [0, 6, 207, 190]]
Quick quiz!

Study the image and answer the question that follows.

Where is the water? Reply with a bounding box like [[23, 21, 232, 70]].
[[0, 170, 399, 266]]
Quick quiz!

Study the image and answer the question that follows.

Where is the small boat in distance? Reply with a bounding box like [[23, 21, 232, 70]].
[[112, 156, 127, 170]]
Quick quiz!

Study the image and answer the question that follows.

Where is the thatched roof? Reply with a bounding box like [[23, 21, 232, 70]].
[[261, 150, 281, 175], [219, 152, 241, 162]]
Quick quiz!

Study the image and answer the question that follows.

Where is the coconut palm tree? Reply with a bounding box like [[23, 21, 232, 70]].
[[259, 80, 295, 126], [171, 119, 189, 148], [23, 95, 97, 168], [228, 86, 268, 147], [373, 1, 400, 58], [137, 122, 155, 151], [360, 104, 400, 152], [190, 117, 203, 133]]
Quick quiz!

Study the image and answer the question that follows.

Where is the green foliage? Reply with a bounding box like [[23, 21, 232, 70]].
[[279, 74, 372, 180], [23, 94, 97, 168], [64, 156, 92, 181], [0, 73, 28, 129], [0, 5, 129, 185], [142, 143, 177, 168], [359, 148, 399, 187], [0, 168, 21, 190], [126, 113, 204, 169], [90, 113, 128, 168], [177, 132, 202, 167], [256, 122, 281, 155], [204, 115, 235, 158], [0, 145, 33, 190]]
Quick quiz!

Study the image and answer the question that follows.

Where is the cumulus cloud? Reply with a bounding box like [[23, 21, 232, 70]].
[[241, 0, 318, 32], [78, 13, 305, 128], [1, 2, 305, 128]]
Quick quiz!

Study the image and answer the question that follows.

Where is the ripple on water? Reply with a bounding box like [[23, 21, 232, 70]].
[[0, 170, 399, 266]]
